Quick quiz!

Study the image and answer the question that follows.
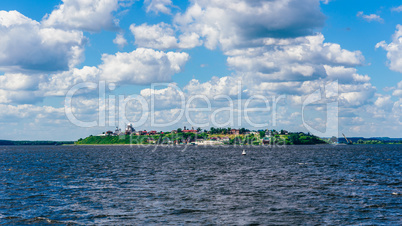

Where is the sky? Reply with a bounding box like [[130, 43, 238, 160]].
[[0, 0, 401, 141]]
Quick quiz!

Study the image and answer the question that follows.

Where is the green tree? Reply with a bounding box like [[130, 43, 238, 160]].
[[289, 133, 301, 145], [210, 127, 216, 134], [239, 128, 246, 134]]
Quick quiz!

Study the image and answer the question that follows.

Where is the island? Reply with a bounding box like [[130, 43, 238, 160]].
[[75, 125, 327, 145]]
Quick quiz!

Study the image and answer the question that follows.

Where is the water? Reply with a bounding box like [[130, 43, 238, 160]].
[[0, 145, 401, 225]]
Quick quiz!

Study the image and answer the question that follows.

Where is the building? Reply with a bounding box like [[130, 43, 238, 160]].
[[182, 126, 197, 133], [114, 127, 122, 135], [262, 137, 271, 144], [221, 137, 230, 142], [230, 129, 240, 135], [125, 124, 135, 135], [135, 130, 147, 135], [195, 140, 223, 145]]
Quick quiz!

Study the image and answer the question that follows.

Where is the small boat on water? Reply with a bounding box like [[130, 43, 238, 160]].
[[242, 150, 246, 155]]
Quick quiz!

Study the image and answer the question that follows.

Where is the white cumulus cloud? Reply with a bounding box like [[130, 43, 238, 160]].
[[174, 0, 325, 50], [184, 76, 242, 98], [374, 95, 393, 111], [226, 34, 364, 84], [144, 0, 174, 14], [0, 73, 41, 91], [0, 90, 42, 104], [0, 10, 86, 72], [392, 81, 402, 97], [113, 33, 128, 48], [130, 22, 202, 50], [37, 48, 190, 96], [141, 85, 185, 109], [391, 6, 402, 12], [324, 66, 370, 84], [338, 83, 376, 107], [42, 0, 121, 32], [130, 23, 178, 49], [356, 11, 384, 23], [40, 66, 101, 96], [376, 25, 402, 73], [99, 48, 189, 84]]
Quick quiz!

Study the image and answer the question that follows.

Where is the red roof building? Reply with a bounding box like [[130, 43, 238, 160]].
[[183, 130, 198, 133], [230, 129, 240, 135]]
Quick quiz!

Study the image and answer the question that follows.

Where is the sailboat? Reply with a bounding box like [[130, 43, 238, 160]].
[[242, 149, 246, 155]]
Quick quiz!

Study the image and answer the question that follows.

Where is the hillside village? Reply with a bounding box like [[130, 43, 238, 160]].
[[77, 124, 324, 145]]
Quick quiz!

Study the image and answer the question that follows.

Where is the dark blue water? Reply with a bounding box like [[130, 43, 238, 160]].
[[0, 145, 401, 225]]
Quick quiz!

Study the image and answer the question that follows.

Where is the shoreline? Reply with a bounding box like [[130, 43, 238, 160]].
[[68, 143, 401, 146]]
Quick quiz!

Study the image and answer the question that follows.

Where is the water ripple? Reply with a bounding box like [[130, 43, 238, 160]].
[[0, 145, 401, 225]]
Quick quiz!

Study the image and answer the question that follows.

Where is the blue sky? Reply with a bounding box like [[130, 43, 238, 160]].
[[0, 0, 401, 140]]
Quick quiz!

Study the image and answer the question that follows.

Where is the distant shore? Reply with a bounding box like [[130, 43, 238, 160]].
[[1, 142, 400, 146], [0, 140, 74, 146]]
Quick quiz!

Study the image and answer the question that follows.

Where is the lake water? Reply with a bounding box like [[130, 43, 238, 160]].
[[0, 145, 401, 225]]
